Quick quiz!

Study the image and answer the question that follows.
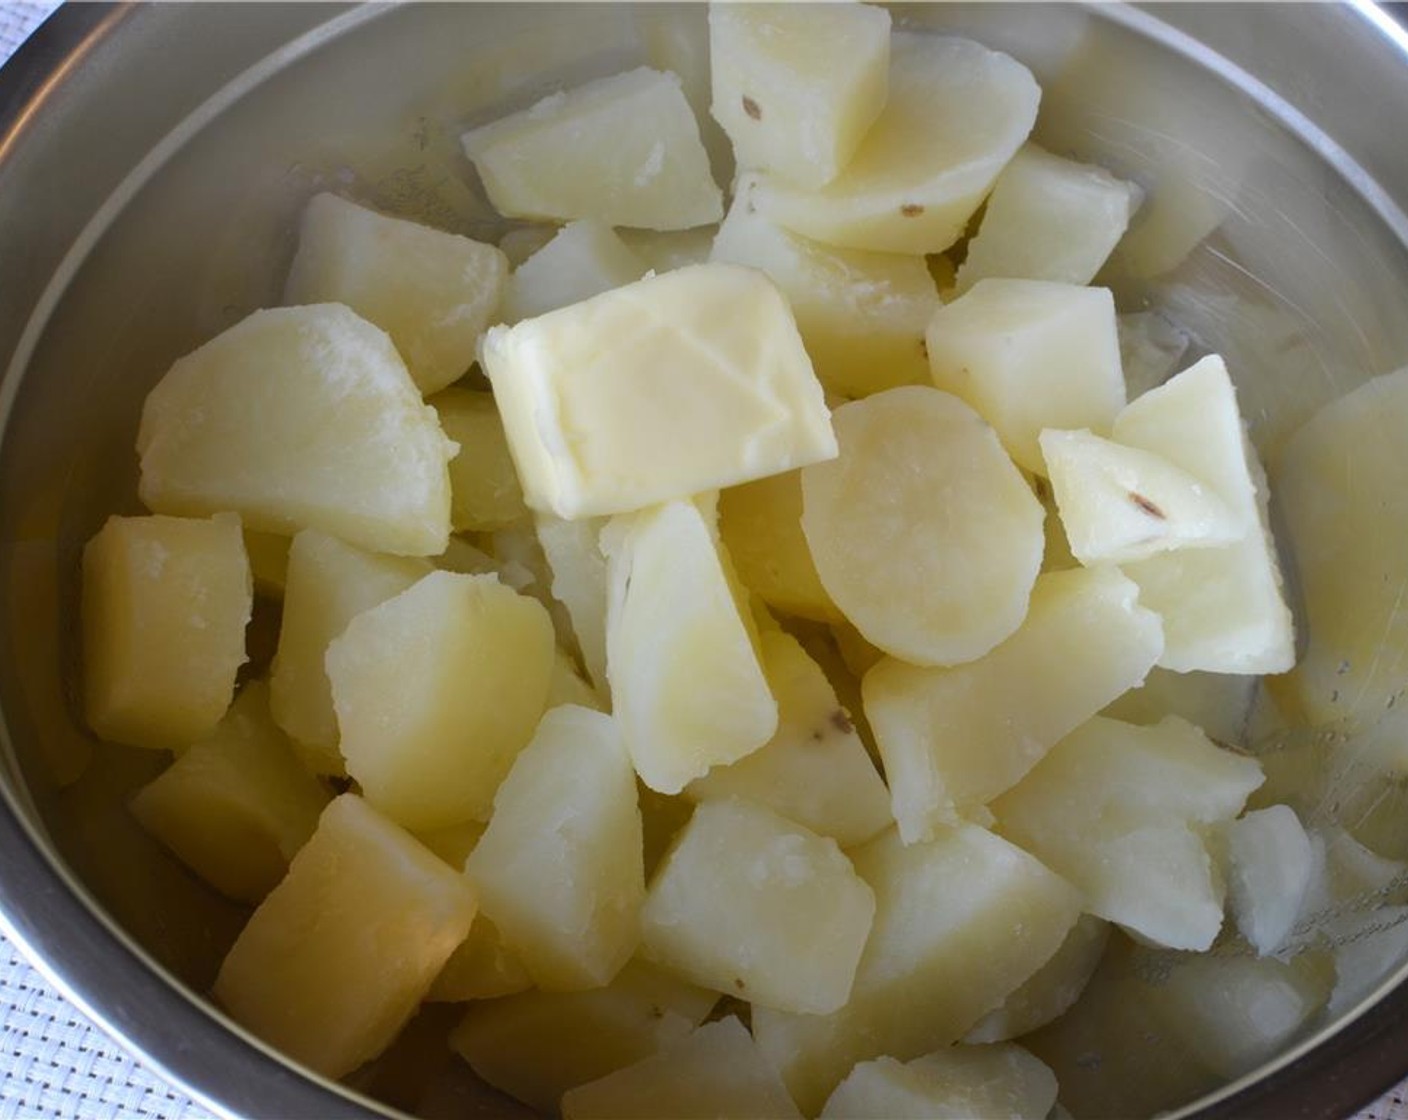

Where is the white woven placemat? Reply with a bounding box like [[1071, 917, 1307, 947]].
[[2, 3, 1408, 1119]]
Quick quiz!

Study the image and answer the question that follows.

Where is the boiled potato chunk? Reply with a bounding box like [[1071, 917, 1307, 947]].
[[1275, 367, 1408, 730], [129, 682, 331, 903], [546, 648, 606, 711], [270, 530, 430, 775], [994, 715, 1264, 950], [214, 794, 476, 1079], [563, 1017, 802, 1120], [955, 144, 1139, 292], [449, 959, 716, 1113], [82, 512, 251, 752], [864, 566, 1163, 840], [640, 798, 874, 1014], [1222, 804, 1315, 956], [1039, 428, 1245, 565], [686, 630, 891, 847], [708, 2, 890, 190], [925, 280, 1124, 475], [751, 34, 1039, 254], [820, 1044, 1058, 1120], [1118, 310, 1190, 400], [466, 706, 643, 990], [137, 304, 456, 556], [482, 263, 835, 519], [802, 387, 1043, 668], [283, 193, 508, 395], [753, 823, 1081, 1116], [430, 389, 528, 532], [717, 468, 838, 623], [327, 571, 554, 829], [535, 514, 610, 691], [502, 220, 646, 323], [603, 500, 777, 793], [711, 177, 939, 398], [965, 914, 1110, 1043], [1102, 665, 1258, 746], [461, 67, 722, 230], [1117, 356, 1295, 673]]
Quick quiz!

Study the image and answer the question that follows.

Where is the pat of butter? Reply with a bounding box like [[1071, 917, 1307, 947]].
[[482, 263, 838, 519]]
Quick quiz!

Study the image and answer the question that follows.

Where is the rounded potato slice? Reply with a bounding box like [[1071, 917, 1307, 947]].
[[801, 386, 1042, 666]]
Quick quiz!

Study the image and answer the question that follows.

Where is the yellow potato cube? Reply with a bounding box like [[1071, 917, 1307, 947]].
[[137, 304, 457, 556], [925, 279, 1125, 476], [466, 706, 644, 990], [283, 193, 508, 395], [708, 2, 890, 191], [428, 913, 532, 1003], [686, 630, 891, 848], [481, 262, 836, 520], [461, 67, 722, 231], [956, 144, 1139, 292], [754, 823, 1081, 1115], [82, 512, 251, 752], [327, 571, 555, 829], [214, 794, 476, 1079], [616, 226, 716, 274], [711, 177, 939, 399], [430, 389, 528, 532], [563, 1018, 802, 1120], [603, 500, 777, 793], [864, 565, 1163, 840], [751, 34, 1039, 255], [535, 513, 610, 691], [449, 959, 716, 1113], [129, 683, 330, 904], [269, 530, 431, 775], [717, 469, 837, 624], [641, 798, 875, 1014]]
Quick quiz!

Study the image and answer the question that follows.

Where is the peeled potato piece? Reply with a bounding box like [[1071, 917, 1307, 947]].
[[461, 67, 722, 231], [82, 512, 251, 753], [1116, 356, 1295, 674], [465, 706, 644, 991], [925, 279, 1125, 476], [1039, 428, 1245, 565], [327, 571, 555, 830], [801, 386, 1043, 669], [864, 566, 1163, 840], [754, 823, 1081, 1116], [603, 499, 777, 794], [750, 33, 1039, 255], [640, 797, 875, 1015], [708, 2, 890, 190], [270, 530, 431, 775], [129, 682, 330, 904], [137, 304, 456, 557], [993, 715, 1264, 950], [955, 144, 1139, 292], [214, 794, 476, 1079], [283, 193, 508, 395]]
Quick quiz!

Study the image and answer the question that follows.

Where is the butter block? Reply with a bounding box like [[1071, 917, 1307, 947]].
[[482, 263, 836, 519]]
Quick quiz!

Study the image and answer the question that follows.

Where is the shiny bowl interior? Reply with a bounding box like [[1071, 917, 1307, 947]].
[[3, 4, 1408, 1118]]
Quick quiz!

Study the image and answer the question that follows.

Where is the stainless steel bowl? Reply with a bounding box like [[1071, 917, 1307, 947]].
[[3, 4, 1408, 1118]]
